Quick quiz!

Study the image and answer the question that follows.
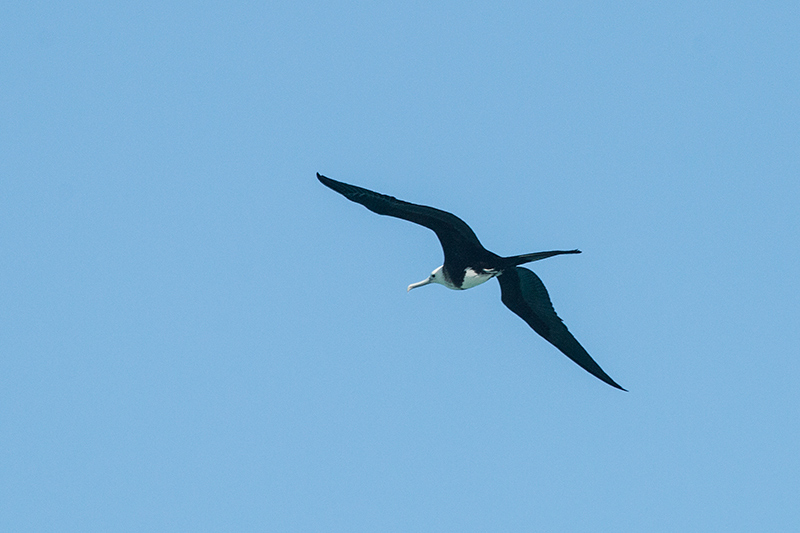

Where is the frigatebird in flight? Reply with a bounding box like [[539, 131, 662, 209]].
[[317, 173, 625, 391]]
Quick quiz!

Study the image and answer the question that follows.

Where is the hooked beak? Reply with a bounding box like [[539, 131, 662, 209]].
[[407, 277, 432, 292]]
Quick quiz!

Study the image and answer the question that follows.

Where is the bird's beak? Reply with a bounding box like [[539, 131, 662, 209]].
[[407, 277, 432, 292]]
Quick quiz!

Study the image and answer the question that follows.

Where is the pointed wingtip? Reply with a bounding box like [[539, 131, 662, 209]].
[[317, 172, 338, 189], [602, 369, 627, 391], [600, 372, 627, 392], [594, 371, 626, 391], [594, 373, 626, 391]]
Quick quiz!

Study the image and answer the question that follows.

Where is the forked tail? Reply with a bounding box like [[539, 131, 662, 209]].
[[502, 249, 581, 268]]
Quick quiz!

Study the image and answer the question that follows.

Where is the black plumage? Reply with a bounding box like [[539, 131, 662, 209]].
[[317, 172, 625, 391]]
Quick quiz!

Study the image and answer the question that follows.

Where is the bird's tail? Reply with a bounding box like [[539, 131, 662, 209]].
[[502, 249, 581, 268]]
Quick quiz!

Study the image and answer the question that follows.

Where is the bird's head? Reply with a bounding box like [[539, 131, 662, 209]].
[[407, 265, 446, 292]]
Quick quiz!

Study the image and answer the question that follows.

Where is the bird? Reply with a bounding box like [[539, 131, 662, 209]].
[[317, 172, 625, 391]]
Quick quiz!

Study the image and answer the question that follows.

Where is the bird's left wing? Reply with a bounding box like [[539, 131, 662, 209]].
[[498, 266, 626, 391], [317, 173, 492, 263]]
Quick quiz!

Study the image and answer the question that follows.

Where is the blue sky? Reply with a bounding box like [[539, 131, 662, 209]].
[[2, 1, 799, 531]]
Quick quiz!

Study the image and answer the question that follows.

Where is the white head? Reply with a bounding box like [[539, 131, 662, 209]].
[[407, 265, 446, 292]]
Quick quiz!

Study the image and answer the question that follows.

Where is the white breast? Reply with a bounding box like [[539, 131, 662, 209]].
[[460, 267, 498, 289]]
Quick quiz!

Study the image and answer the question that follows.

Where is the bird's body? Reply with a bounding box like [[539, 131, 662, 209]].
[[317, 172, 625, 391]]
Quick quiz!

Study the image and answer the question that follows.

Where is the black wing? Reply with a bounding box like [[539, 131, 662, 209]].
[[498, 266, 626, 391], [317, 173, 493, 265]]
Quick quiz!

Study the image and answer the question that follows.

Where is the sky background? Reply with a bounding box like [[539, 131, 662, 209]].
[[2, 1, 799, 531]]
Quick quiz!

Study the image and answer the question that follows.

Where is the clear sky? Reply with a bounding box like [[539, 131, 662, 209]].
[[2, 1, 798, 531]]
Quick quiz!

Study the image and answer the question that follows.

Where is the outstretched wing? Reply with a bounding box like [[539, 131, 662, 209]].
[[498, 266, 626, 391], [317, 173, 491, 265]]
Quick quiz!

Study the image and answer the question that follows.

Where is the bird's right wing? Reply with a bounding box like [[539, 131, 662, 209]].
[[498, 266, 626, 390], [317, 173, 490, 262]]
